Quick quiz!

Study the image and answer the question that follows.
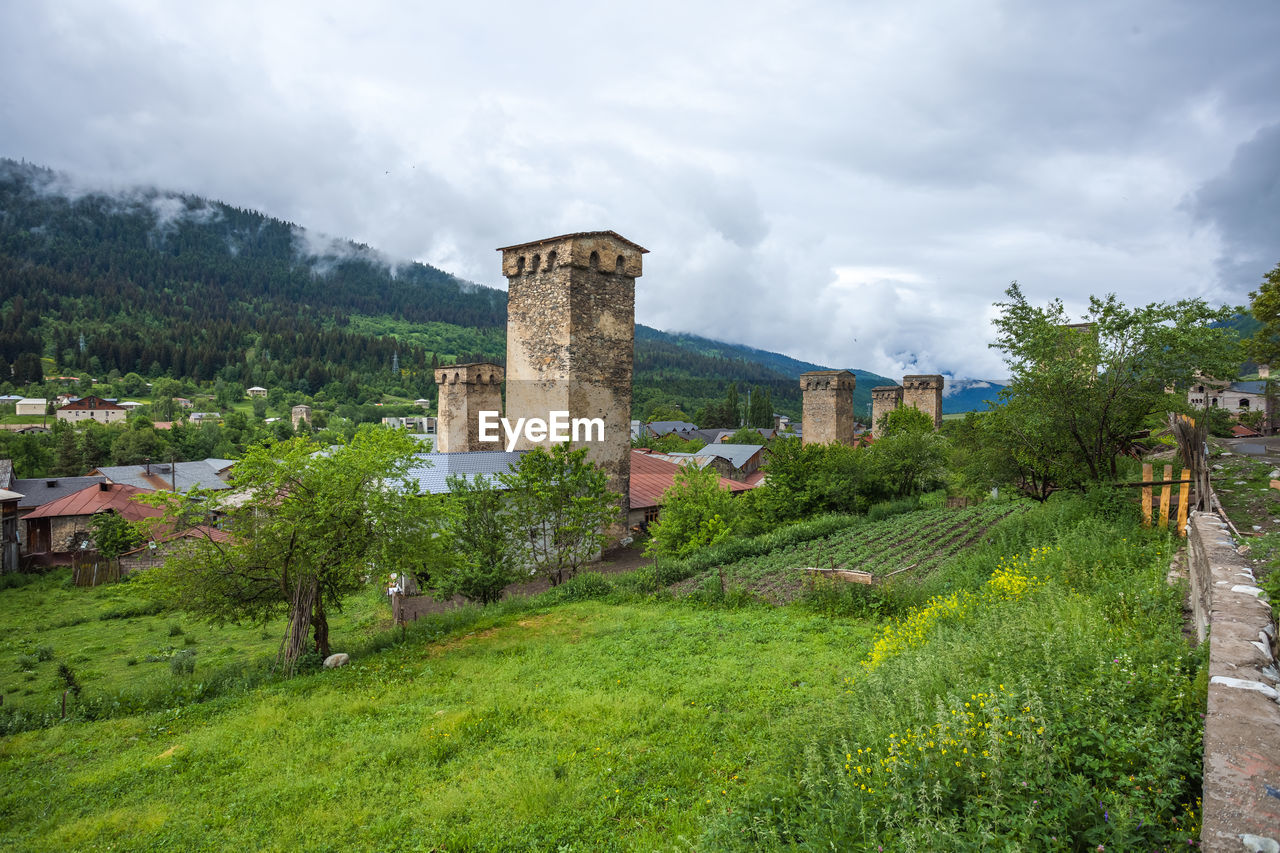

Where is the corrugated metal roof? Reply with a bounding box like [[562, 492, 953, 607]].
[[629, 450, 753, 510], [12, 476, 109, 510], [404, 451, 527, 494], [645, 420, 699, 436], [23, 483, 164, 521], [1228, 380, 1266, 394], [695, 443, 765, 469], [0, 489, 23, 501], [94, 460, 232, 493]]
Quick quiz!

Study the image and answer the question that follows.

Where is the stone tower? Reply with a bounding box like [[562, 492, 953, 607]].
[[800, 370, 857, 446], [870, 385, 904, 438], [291, 405, 312, 430], [499, 231, 646, 534], [902, 374, 944, 429], [433, 362, 504, 453]]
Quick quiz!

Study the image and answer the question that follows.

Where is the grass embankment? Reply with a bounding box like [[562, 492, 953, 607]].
[[0, 602, 871, 851], [0, 495, 1204, 850], [709, 495, 1205, 850], [0, 573, 388, 724]]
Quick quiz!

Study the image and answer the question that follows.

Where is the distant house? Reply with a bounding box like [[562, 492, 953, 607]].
[[657, 443, 766, 483], [383, 415, 435, 432], [1187, 380, 1265, 416], [246, 386, 268, 398], [644, 420, 700, 438], [414, 398, 432, 410], [628, 450, 754, 529], [56, 395, 127, 425], [188, 412, 222, 424], [91, 459, 234, 493], [21, 482, 162, 566], [15, 398, 46, 417]]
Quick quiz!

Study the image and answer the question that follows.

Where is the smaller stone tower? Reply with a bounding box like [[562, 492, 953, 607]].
[[434, 363, 505, 453], [870, 385, 904, 438], [902, 374, 944, 429], [800, 370, 857, 446], [291, 405, 312, 430]]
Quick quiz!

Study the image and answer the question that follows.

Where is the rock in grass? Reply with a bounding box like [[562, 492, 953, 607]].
[[323, 653, 350, 668]]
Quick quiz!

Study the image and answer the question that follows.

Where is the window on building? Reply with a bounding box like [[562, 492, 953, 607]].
[[644, 507, 660, 524]]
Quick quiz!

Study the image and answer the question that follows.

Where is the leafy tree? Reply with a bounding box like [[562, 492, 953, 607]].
[[89, 511, 143, 560], [868, 430, 951, 497], [726, 426, 767, 446], [877, 405, 934, 437], [138, 426, 430, 672], [989, 284, 1239, 485], [1245, 261, 1280, 366], [51, 423, 82, 476], [644, 464, 738, 559], [431, 474, 521, 605], [498, 443, 619, 587], [119, 372, 148, 395]]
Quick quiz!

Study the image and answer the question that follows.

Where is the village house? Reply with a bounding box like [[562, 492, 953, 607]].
[[56, 395, 127, 424], [246, 386, 268, 398], [9, 474, 109, 550], [628, 450, 754, 529], [15, 398, 47, 416], [657, 443, 767, 483], [1187, 380, 1266, 416], [21, 482, 162, 565]]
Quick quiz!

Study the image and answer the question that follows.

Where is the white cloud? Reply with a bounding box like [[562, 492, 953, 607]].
[[1, 0, 1277, 379]]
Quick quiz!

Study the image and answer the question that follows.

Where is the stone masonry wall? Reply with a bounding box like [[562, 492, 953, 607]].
[[902, 374, 943, 429], [1186, 511, 1280, 851], [501, 232, 644, 539], [870, 385, 903, 438], [800, 370, 856, 446], [434, 363, 504, 453]]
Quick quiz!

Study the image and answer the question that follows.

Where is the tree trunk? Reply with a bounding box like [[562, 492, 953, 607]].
[[311, 594, 330, 659], [281, 574, 319, 674]]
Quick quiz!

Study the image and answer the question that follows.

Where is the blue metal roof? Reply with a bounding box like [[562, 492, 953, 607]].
[[1228, 380, 1266, 394]]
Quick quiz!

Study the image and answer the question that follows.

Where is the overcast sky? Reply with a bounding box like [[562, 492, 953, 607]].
[[2, 1, 1277, 380]]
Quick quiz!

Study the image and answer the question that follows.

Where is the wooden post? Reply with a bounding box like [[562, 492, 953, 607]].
[[1141, 463, 1153, 527], [1158, 464, 1173, 529], [1177, 468, 1190, 536]]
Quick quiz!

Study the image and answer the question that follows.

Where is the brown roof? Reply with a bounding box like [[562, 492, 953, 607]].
[[57, 396, 126, 412], [22, 483, 163, 522], [120, 525, 230, 556], [629, 450, 753, 510], [495, 231, 649, 254]]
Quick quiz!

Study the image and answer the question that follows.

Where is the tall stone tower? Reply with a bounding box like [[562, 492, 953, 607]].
[[870, 385, 904, 438], [902, 374, 944, 429], [433, 363, 504, 453], [499, 231, 645, 535], [800, 370, 857, 446]]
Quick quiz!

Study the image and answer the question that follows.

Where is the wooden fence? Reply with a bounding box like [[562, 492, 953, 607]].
[[71, 552, 122, 586], [1138, 463, 1191, 535]]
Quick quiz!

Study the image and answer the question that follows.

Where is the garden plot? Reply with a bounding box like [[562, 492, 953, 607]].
[[679, 503, 1024, 604]]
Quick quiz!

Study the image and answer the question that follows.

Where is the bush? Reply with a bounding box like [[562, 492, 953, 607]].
[[99, 600, 165, 621], [14, 653, 38, 670], [549, 571, 615, 603], [169, 649, 196, 676], [167, 622, 184, 637], [0, 572, 37, 590], [34, 645, 54, 662]]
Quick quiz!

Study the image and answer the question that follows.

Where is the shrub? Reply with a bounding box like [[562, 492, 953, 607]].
[[169, 649, 196, 676], [14, 653, 38, 670], [57, 663, 82, 697], [549, 571, 614, 603], [167, 622, 184, 637], [34, 645, 54, 662]]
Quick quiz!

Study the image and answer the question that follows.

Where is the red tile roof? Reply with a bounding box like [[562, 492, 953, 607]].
[[22, 483, 164, 522], [630, 450, 754, 510], [1230, 424, 1262, 437]]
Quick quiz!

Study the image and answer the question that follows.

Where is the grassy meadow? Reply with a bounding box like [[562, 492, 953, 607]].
[[0, 495, 1207, 850]]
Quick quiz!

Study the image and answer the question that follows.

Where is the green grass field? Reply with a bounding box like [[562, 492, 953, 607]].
[[1, 600, 872, 851], [0, 497, 1206, 850], [0, 572, 390, 718]]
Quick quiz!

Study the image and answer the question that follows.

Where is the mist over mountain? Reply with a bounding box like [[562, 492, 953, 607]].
[[0, 159, 1003, 417]]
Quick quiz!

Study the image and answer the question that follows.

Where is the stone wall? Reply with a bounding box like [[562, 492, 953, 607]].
[[902, 374, 943, 429], [1186, 511, 1280, 851], [870, 385, 903, 438], [51, 515, 92, 553], [800, 370, 856, 446], [500, 232, 645, 539], [434, 363, 504, 453]]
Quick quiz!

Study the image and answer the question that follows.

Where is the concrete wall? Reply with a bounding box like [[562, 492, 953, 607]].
[[1186, 512, 1280, 851]]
